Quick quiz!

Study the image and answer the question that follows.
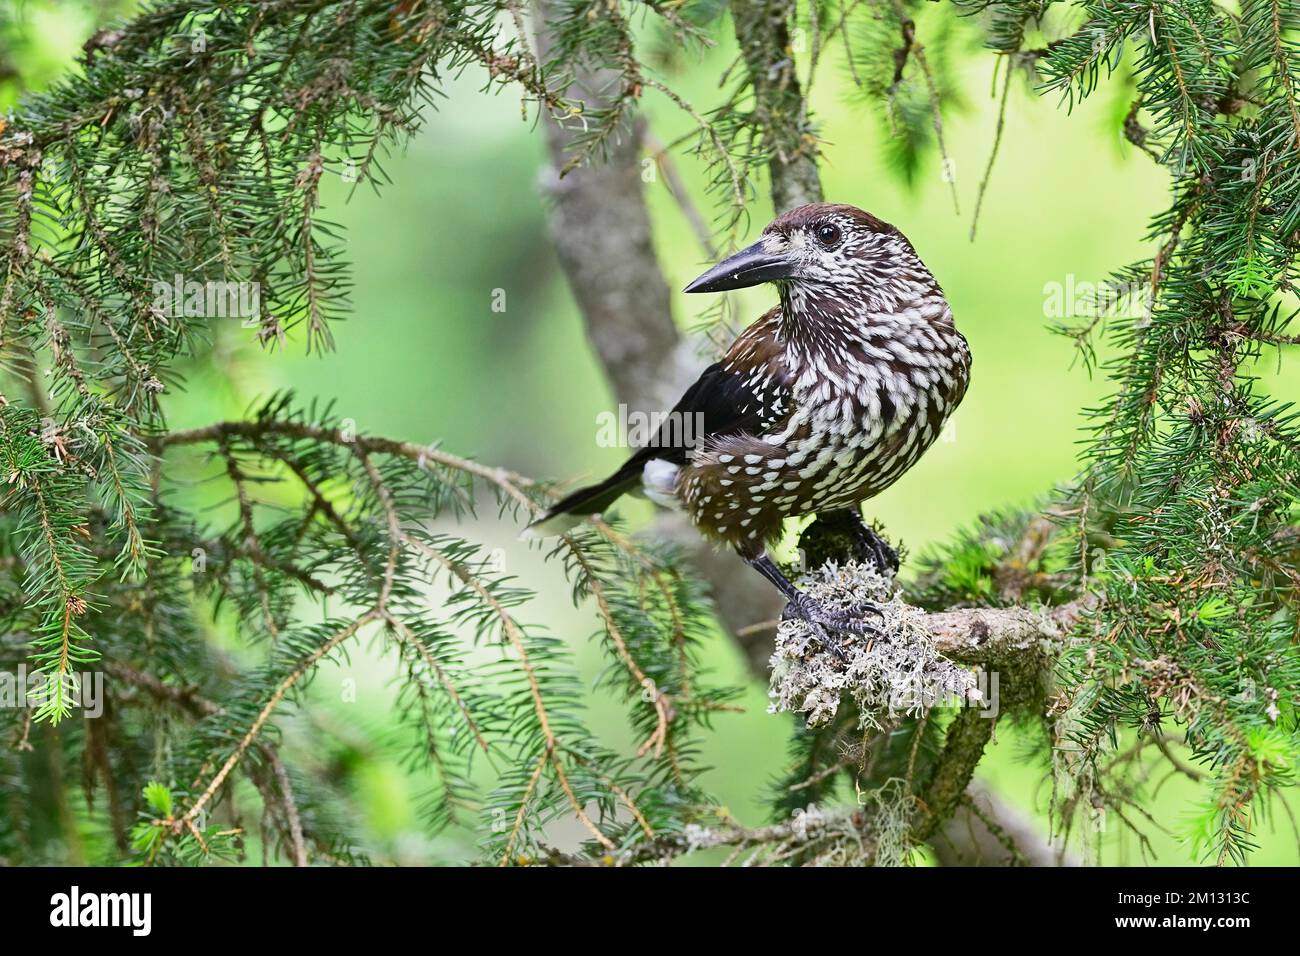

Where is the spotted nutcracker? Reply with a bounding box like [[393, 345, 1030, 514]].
[[526, 203, 971, 634]]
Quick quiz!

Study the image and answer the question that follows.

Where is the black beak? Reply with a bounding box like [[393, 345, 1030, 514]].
[[683, 240, 797, 293]]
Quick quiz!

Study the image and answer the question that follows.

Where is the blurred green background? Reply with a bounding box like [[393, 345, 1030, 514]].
[[5, 1, 1297, 865]]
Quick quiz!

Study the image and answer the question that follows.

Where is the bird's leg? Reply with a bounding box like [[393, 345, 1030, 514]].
[[800, 509, 899, 577], [746, 553, 884, 644], [831, 509, 899, 576]]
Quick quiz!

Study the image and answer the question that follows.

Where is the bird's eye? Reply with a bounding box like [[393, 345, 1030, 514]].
[[814, 223, 842, 248]]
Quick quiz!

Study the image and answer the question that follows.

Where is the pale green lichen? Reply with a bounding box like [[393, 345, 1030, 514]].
[[768, 560, 981, 730]]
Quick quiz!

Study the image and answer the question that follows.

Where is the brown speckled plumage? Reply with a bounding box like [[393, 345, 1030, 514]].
[[529, 203, 970, 628]]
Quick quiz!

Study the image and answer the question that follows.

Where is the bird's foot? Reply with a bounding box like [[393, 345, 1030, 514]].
[[781, 592, 884, 659], [850, 523, 900, 577]]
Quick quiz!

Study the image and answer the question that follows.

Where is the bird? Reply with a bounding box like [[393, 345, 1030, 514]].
[[525, 202, 971, 636]]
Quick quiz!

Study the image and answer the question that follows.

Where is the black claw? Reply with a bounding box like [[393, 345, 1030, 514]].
[[780, 595, 883, 639], [748, 552, 886, 661], [852, 524, 899, 576], [803, 509, 899, 576], [839, 598, 886, 621], [815, 625, 851, 661]]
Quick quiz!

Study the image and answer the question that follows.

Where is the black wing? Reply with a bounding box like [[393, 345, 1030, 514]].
[[527, 359, 790, 530], [629, 359, 791, 469]]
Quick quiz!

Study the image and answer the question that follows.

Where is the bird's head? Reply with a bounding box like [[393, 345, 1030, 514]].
[[683, 203, 938, 315]]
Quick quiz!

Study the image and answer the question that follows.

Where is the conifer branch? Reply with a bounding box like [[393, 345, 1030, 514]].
[[3, 0, 1297, 868]]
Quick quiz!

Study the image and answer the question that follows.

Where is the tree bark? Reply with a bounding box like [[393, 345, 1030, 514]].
[[933, 781, 1081, 867], [530, 24, 683, 413], [729, 0, 823, 212]]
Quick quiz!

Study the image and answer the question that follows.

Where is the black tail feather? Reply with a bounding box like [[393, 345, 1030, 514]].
[[522, 461, 642, 537]]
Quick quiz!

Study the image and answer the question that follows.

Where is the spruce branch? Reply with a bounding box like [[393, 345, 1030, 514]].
[[4, 0, 1298, 868]]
